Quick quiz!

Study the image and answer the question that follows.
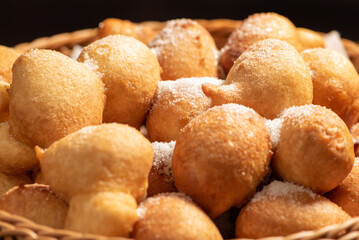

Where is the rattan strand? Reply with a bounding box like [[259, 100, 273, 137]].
[[4, 18, 359, 240]]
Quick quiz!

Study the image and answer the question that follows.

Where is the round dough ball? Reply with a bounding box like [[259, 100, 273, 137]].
[[0, 184, 68, 229], [0, 45, 20, 83], [172, 104, 272, 218], [326, 158, 359, 216], [132, 193, 223, 240], [301, 48, 359, 128], [273, 105, 354, 193], [10, 49, 105, 148], [0, 172, 32, 197], [203, 38, 313, 119], [148, 19, 218, 80], [65, 191, 137, 237], [0, 122, 38, 174], [146, 77, 224, 142], [78, 35, 161, 128], [39, 123, 153, 202], [296, 28, 325, 50], [236, 181, 351, 238], [220, 12, 301, 73], [147, 141, 177, 197]]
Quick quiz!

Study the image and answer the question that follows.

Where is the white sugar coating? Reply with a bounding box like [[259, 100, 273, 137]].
[[278, 104, 321, 120], [252, 180, 317, 203], [156, 77, 224, 100], [149, 18, 217, 59], [218, 103, 258, 119], [152, 141, 176, 180], [136, 192, 192, 218], [265, 118, 283, 148], [149, 19, 198, 49], [324, 30, 349, 59], [70, 45, 84, 60]]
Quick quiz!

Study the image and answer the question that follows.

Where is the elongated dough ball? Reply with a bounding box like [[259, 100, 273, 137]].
[[221, 12, 301, 73], [0, 122, 38, 174], [149, 19, 218, 80], [203, 39, 313, 119], [0, 45, 20, 83], [172, 104, 272, 218], [39, 123, 153, 202], [301, 48, 359, 128], [78, 35, 161, 128], [0, 184, 68, 229], [326, 158, 359, 216], [65, 192, 137, 237], [146, 77, 223, 142], [273, 105, 354, 193], [132, 193, 223, 240], [236, 181, 351, 238], [10, 49, 105, 148], [0, 172, 32, 197]]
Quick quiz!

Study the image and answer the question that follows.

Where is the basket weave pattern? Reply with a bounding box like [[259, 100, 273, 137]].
[[5, 19, 359, 240]]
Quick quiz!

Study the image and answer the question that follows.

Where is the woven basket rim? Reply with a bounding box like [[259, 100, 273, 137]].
[[2, 209, 359, 240], [3, 18, 359, 240]]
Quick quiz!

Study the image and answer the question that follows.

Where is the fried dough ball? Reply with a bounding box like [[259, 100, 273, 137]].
[[146, 77, 224, 142], [10, 49, 105, 148], [301, 48, 359, 128], [132, 193, 223, 240], [235, 181, 351, 238], [172, 104, 272, 218], [38, 123, 153, 202], [0, 81, 10, 123], [0, 184, 68, 229], [148, 19, 218, 80], [296, 28, 325, 50], [0, 172, 32, 197], [65, 191, 137, 237], [99, 18, 158, 44], [220, 12, 301, 73], [326, 158, 359, 217], [0, 45, 20, 83], [78, 35, 161, 128], [147, 141, 177, 197], [203, 39, 313, 119], [272, 105, 354, 193], [0, 122, 38, 174]]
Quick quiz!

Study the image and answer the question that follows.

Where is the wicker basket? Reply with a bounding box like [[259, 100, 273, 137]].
[[5, 19, 359, 240]]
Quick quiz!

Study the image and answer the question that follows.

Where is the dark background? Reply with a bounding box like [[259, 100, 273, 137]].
[[1, 0, 358, 47]]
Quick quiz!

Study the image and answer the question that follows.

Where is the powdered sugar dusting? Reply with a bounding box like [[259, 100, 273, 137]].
[[220, 104, 257, 119], [252, 180, 317, 203], [279, 104, 319, 120], [156, 77, 223, 100], [152, 141, 176, 180], [137, 192, 192, 218], [324, 31, 349, 59], [265, 118, 283, 148]]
